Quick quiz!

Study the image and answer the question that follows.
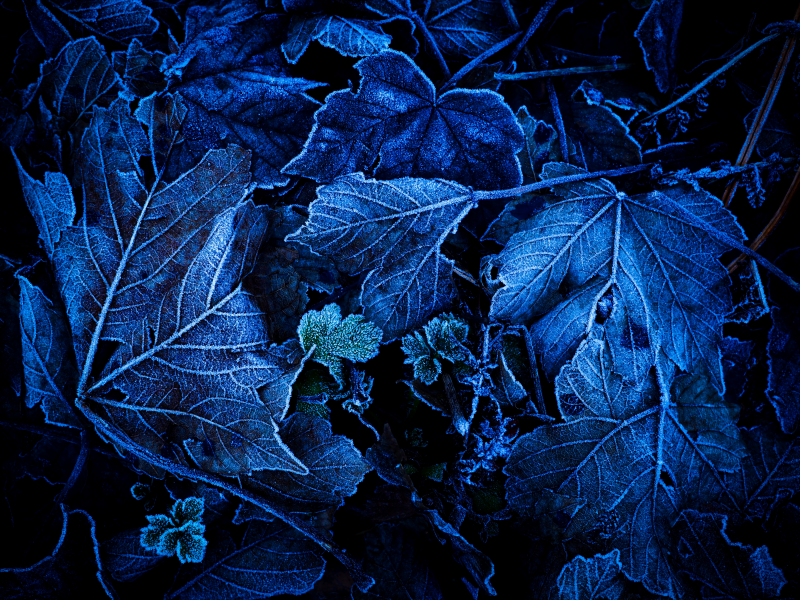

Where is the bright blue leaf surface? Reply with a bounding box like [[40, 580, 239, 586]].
[[557, 551, 624, 600], [283, 14, 392, 63]]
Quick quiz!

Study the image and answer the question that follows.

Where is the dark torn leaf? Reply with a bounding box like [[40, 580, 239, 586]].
[[248, 205, 339, 342], [353, 523, 444, 600], [517, 106, 564, 182], [243, 412, 371, 516], [54, 97, 307, 476], [18, 276, 80, 428], [766, 305, 800, 434], [13, 152, 74, 258], [673, 510, 786, 599], [364, 0, 505, 59], [22, 36, 120, 144], [28, 0, 158, 45], [283, 14, 392, 63], [167, 522, 325, 599], [101, 528, 165, 582], [569, 82, 643, 171], [285, 50, 523, 191], [634, 0, 684, 93], [112, 39, 167, 99], [724, 424, 800, 520], [488, 165, 744, 390], [505, 331, 736, 596], [557, 551, 625, 600], [0, 506, 113, 598], [288, 174, 475, 340], [165, 10, 322, 188]]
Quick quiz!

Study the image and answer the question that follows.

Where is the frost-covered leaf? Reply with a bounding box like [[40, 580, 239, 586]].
[[29, 0, 158, 44], [167, 522, 325, 599], [22, 37, 120, 138], [102, 529, 165, 582], [13, 152, 74, 258], [505, 331, 735, 596], [288, 174, 476, 340], [569, 82, 643, 171], [298, 303, 382, 384], [353, 523, 444, 600], [635, 0, 684, 93], [0, 506, 113, 598], [517, 106, 563, 182], [489, 165, 744, 390], [243, 412, 371, 516], [364, 0, 505, 59], [165, 11, 322, 188], [283, 14, 392, 63], [18, 276, 80, 428], [285, 50, 523, 191], [766, 305, 800, 434], [112, 39, 166, 99], [140, 497, 207, 564], [673, 510, 786, 599], [53, 97, 307, 476], [557, 551, 624, 600]]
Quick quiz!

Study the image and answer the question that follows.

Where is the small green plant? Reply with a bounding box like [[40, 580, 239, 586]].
[[298, 304, 382, 386], [401, 313, 474, 384], [140, 497, 207, 564]]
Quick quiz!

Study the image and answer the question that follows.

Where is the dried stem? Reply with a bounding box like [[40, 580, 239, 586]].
[[495, 63, 632, 80], [507, 0, 559, 65], [440, 31, 522, 91], [409, 11, 451, 80], [728, 163, 800, 274], [722, 3, 800, 207]]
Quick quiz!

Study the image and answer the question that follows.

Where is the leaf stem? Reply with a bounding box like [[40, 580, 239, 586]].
[[495, 63, 632, 80], [440, 31, 522, 91], [75, 398, 375, 592], [722, 3, 800, 207], [640, 33, 781, 123], [472, 163, 653, 201], [507, 0, 559, 64], [546, 78, 569, 162], [56, 430, 89, 504], [408, 11, 451, 79]]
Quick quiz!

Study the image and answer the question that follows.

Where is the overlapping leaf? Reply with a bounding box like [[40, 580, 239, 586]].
[[557, 551, 624, 600], [283, 14, 392, 63], [164, 8, 322, 188], [52, 96, 308, 476], [505, 330, 740, 596], [488, 164, 744, 390], [285, 50, 524, 190], [288, 173, 475, 340]]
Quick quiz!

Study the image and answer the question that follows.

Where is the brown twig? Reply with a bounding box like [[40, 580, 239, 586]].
[[728, 163, 800, 274], [722, 3, 800, 207]]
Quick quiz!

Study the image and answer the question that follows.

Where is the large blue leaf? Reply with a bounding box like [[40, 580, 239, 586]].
[[283, 14, 392, 63], [284, 50, 523, 190], [505, 330, 740, 597], [53, 97, 308, 476], [488, 164, 745, 391], [18, 276, 80, 428], [288, 173, 475, 340], [164, 10, 322, 188], [167, 523, 325, 599]]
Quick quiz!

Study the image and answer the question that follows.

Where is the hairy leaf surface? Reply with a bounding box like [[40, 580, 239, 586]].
[[283, 14, 392, 63], [489, 164, 744, 390], [53, 97, 307, 476], [289, 173, 475, 340], [285, 50, 523, 190]]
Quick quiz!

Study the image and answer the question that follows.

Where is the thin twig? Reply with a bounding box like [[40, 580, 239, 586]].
[[547, 78, 569, 162], [408, 11, 451, 79], [507, 0, 559, 64], [441, 31, 522, 91], [495, 63, 632, 80], [728, 163, 800, 274], [76, 399, 375, 592], [722, 3, 800, 207], [640, 33, 781, 123], [473, 163, 653, 201]]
